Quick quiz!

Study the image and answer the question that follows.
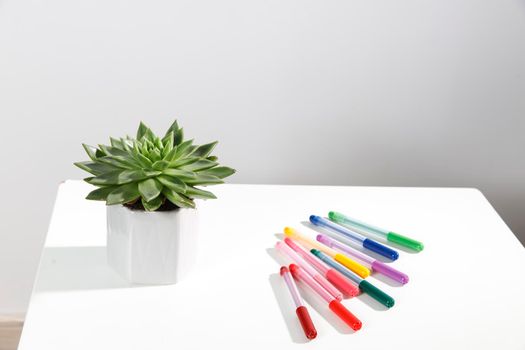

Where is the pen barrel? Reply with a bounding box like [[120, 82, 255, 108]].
[[386, 232, 424, 252], [334, 254, 371, 278], [362, 238, 399, 261], [371, 261, 409, 284], [296, 306, 317, 339], [358, 280, 395, 308], [328, 300, 362, 331], [325, 269, 360, 297], [313, 275, 343, 301]]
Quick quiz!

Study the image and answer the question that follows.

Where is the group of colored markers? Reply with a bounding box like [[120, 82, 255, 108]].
[[276, 211, 424, 339]]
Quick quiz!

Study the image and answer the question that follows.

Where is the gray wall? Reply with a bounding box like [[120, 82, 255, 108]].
[[0, 0, 524, 314]]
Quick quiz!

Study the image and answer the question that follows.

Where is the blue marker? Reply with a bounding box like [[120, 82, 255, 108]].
[[309, 215, 399, 261]]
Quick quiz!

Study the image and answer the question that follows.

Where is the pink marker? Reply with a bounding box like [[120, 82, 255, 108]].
[[290, 264, 362, 331], [316, 234, 409, 284], [276, 241, 343, 301], [284, 238, 359, 297]]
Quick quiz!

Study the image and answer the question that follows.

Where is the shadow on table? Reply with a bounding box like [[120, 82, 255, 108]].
[[36, 246, 133, 292]]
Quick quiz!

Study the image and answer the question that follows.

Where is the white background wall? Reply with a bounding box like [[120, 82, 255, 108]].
[[1, 0, 524, 314]]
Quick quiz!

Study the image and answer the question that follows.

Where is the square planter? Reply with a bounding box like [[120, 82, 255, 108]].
[[106, 204, 199, 284]]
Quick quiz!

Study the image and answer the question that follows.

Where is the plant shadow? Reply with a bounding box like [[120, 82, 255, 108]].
[[36, 246, 137, 292]]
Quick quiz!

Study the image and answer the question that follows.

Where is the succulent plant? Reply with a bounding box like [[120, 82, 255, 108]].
[[74, 121, 235, 211]]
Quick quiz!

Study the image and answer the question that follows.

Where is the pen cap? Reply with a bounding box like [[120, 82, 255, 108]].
[[296, 306, 317, 340], [328, 300, 362, 331], [371, 260, 409, 284], [325, 269, 360, 297], [316, 234, 333, 247], [362, 238, 399, 261], [358, 280, 395, 308], [328, 211, 345, 222], [333, 254, 371, 278], [284, 227, 297, 237], [309, 215, 323, 225], [386, 232, 424, 252]]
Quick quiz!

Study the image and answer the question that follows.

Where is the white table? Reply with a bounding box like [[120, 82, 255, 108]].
[[18, 181, 525, 349]]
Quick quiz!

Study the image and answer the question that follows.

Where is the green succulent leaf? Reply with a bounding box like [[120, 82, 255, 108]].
[[86, 186, 118, 200], [82, 144, 98, 161], [138, 178, 163, 202], [200, 166, 236, 179], [156, 175, 187, 193], [132, 144, 154, 168], [185, 186, 217, 199], [142, 196, 163, 211], [120, 138, 132, 152], [185, 174, 224, 185], [170, 156, 200, 168], [99, 145, 130, 158], [149, 148, 162, 162], [191, 141, 218, 158], [74, 161, 118, 176], [173, 139, 194, 159], [161, 132, 174, 157], [98, 156, 138, 170], [86, 169, 161, 186], [162, 168, 196, 180], [152, 160, 170, 171], [95, 148, 106, 158], [106, 183, 141, 205], [137, 122, 155, 141], [182, 160, 218, 172], [110, 137, 124, 149], [164, 120, 180, 137], [162, 187, 195, 208], [162, 147, 178, 162], [174, 128, 184, 146]]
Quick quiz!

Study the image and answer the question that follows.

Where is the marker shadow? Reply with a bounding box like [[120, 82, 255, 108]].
[[356, 292, 391, 311], [274, 232, 285, 240]]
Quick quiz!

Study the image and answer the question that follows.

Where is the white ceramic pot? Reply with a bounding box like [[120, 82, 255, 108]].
[[106, 204, 199, 284]]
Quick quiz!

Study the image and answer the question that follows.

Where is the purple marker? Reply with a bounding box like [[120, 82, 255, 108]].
[[316, 234, 409, 284]]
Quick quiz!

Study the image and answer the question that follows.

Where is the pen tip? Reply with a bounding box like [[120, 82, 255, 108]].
[[279, 266, 288, 275]]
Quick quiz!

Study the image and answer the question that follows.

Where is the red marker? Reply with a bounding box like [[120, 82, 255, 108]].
[[280, 266, 317, 339], [290, 264, 362, 331]]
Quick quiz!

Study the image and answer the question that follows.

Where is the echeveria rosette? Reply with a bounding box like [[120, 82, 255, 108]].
[[74, 121, 235, 211]]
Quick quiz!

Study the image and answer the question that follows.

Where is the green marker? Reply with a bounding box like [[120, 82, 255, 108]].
[[328, 211, 424, 252]]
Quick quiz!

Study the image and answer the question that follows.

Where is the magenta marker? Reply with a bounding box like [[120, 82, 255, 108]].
[[316, 234, 409, 284]]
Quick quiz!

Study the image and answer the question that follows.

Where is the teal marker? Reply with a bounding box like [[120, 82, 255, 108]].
[[310, 249, 395, 308], [328, 211, 424, 252]]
